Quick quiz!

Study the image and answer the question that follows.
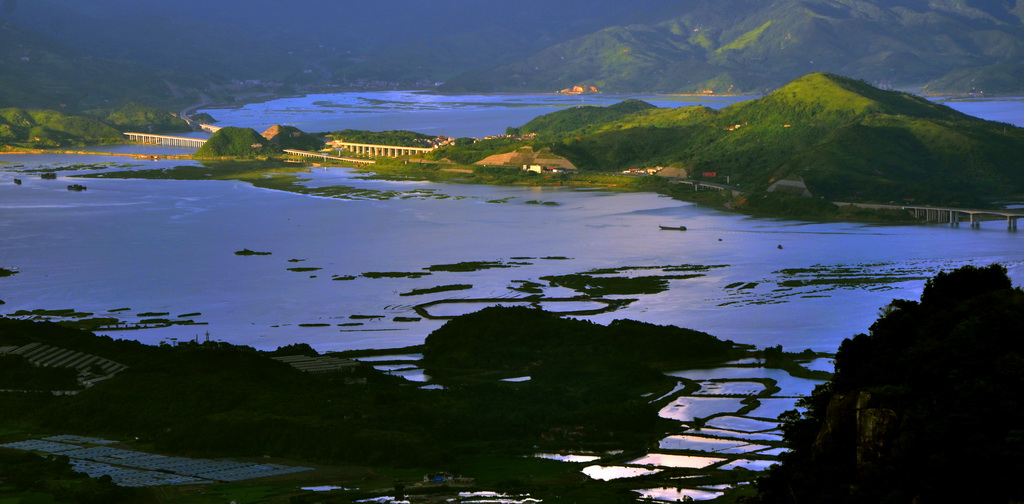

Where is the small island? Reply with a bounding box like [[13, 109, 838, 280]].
[[233, 248, 272, 256]]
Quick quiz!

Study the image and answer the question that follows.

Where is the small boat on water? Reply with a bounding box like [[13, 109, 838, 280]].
[[659, 225, 687, 231]]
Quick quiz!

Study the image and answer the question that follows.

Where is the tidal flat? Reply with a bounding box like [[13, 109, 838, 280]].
[[3, 151, 1024, 355]]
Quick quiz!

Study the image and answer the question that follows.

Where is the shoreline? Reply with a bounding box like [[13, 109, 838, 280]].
[[3, 149, 925, 223], [1, 150, 192, 160]]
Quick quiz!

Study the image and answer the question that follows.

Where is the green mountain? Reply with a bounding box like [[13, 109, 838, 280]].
[[89, 102, 191, 133], [195, 127, 282, 158], [0, 20, 209, 110], [750, 265, 1024, 503], [536, 73, 1024, 206], [0, 107, 122, 147], [443, 0, 1024, 94], [5, 0, 1024, 102], [260, 124, 325, 151], [514, 98, 657, 137]]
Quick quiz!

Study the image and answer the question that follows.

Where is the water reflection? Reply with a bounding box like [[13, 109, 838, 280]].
[[745, 397, 804, 419], [582, 465, 662, 481], [658, 435, 748, 452], [634, 486, 724, 501], [628, 453, 725, 469], [667, 368, 824, 397], [533, 453, 601, 463], [719, 459, 778, 471], [353, 353, 423, 362], [658, 397, 747, 422], [686, 427, 784, 442], [703, 416, 779, 433], [693, 380, 766, 396]]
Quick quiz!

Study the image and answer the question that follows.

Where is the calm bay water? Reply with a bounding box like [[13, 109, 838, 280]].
[[1, 93, 1022, 353], [200, 91, 750, 137]]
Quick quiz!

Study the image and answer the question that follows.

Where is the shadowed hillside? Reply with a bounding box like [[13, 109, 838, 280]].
[[750, 264, 1024, 503]]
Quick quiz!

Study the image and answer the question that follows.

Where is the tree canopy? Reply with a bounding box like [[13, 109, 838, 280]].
[[752, 264, 1024, 504]]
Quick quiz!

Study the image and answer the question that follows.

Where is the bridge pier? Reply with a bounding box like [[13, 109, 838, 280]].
[[333, 141, 436, 159], [124, 132, 206, 149]]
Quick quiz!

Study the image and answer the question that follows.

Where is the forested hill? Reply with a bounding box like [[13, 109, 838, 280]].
[[0, 309, 748, 469], [442, 0, 1024, 94], [514, 99, 657, 138], [195, 127, 282, 158], [0, 103, 189, 148], [5, 0, 1024, 108], [749, 264, 1024, 503], [543, 73, 1024, 206]]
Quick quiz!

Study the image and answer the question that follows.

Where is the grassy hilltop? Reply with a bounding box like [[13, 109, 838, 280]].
[[195, 126, 283, 158]]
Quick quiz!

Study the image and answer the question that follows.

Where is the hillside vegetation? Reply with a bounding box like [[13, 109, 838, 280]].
[[262, 124, 325, 151], [442, 0, 1024, 94], [0, 308, 746, 472], [514, 99, 657, 137], [0, 101, 194, 147], [750, 264, 1024, 503], [195, 127, 282, 158], [540, 73, 1024, 206], [324, 129, 435, 147], [431, 73, 1024, 208], [89, 102, 191, 133], [0, 107, 121, 147]]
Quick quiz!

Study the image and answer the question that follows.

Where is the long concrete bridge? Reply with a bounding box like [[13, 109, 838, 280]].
[[904, 205, 1022, 230], [668, 178, 750, 196], [284, 149, 376, 165], [332, 141, 435, 158], [124, 132, 207, 149], [836, 202, 1023, 230]]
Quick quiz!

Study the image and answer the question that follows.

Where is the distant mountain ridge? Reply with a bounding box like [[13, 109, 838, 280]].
[[443, 0, 1024, 94], [4, 0, 1024, 109]]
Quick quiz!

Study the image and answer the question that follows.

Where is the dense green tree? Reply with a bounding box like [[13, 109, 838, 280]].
[[195, 127, 281, 158], [751, 264, 1024, 503]]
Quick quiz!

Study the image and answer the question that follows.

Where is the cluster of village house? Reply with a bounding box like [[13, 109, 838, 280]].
[[522, 164, 571, 173], [558, 85, 600, 94], [482, 132, 538, 141], [327, 131, 541, 151], [621, 166, 664, 175]]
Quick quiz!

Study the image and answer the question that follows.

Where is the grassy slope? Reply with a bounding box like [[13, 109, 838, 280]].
[[550, 73, 1024, 205], [517, 99, 658, 137], [0, 107, 122, 147], [195, 127, 282, 158]]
